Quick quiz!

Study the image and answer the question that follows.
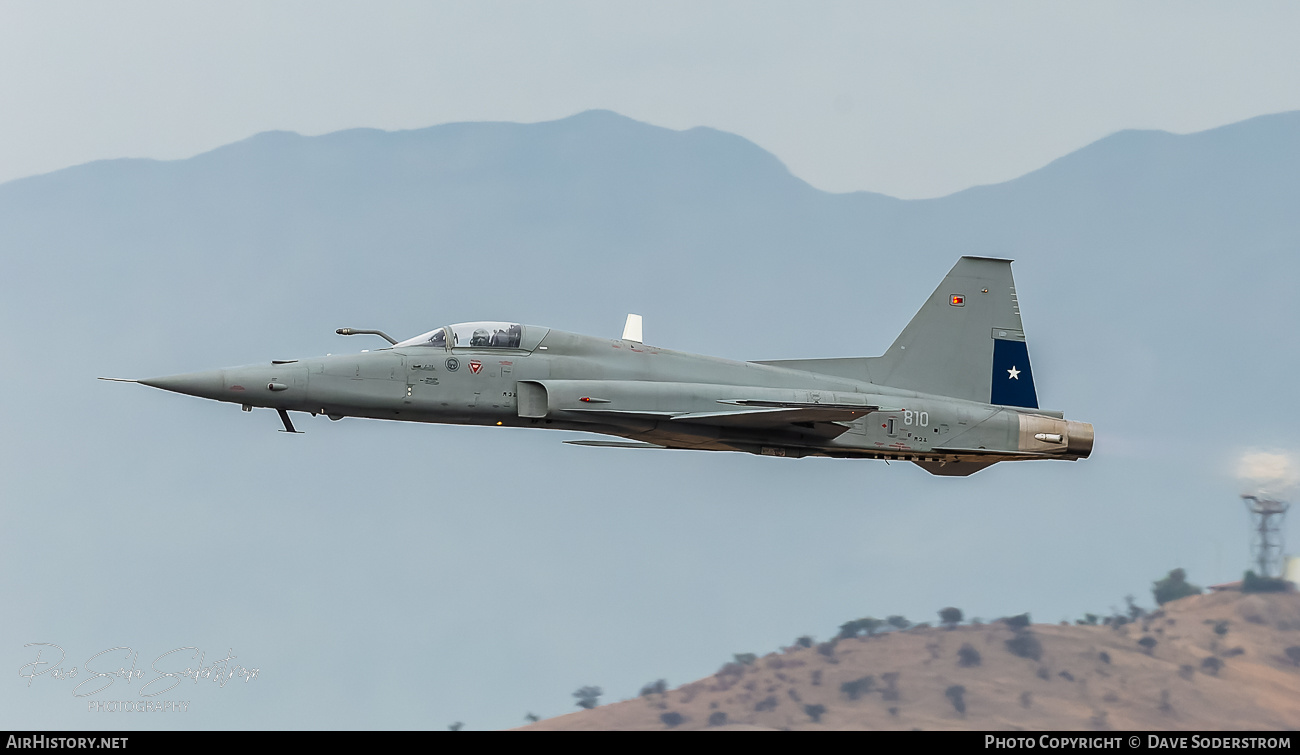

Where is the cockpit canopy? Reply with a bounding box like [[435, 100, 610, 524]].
[[394, 322, 524, 349]]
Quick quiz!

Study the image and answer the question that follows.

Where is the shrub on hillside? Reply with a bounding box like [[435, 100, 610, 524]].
[[1006, 632, 1043, 661], [1286, 646, 1300, 667], [660, 711, 684, 728], [887, 615, 912, 631], [708, 711, 727, 726], [939, 607, 964, 629], [1138, 636, 1157, 655], [1200, 657, 1223, 676], [957, 643, 982, 667], [1154, 569, 1201, 602], [640, 679, 668, 696], [1125, 595, 1147, 621], [840, 676, 875, 701], [945, 685, 967, 715], [881, 672, 901, 701], [573, 686, 603, 709], [804, 703, 826, 722], [1003, 613, 1031, 631], [838, 617, 884, 639]]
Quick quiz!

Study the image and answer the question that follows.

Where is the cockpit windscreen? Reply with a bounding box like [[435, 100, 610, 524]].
[[453, 322, 522, 348], [395, 322, 522, 349]]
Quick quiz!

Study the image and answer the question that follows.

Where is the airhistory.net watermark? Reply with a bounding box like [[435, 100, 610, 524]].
[[6, 736, 129, 749]]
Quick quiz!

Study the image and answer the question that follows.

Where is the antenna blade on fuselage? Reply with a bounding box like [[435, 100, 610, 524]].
[[621, 314, 643, 343]]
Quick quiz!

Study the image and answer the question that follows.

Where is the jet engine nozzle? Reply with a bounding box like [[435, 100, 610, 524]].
[[1065, 421, 1094, 459]]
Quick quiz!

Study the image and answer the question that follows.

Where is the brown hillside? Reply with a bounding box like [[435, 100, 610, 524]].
[[519, 592, 1300, 731]]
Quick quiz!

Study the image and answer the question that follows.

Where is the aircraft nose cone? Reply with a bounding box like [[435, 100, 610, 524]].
[[139, 370, 226, 400]]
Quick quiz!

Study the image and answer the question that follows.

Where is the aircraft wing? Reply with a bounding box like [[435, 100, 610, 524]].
[[930, 447, 1055, 458], [669, 402, 883, 427], [528, 380, 894, 436], [564, 440, 667, 449], [564, 400, 890, 432]]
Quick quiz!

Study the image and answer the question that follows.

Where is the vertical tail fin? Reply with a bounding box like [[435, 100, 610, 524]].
[[868, 256, 1038, 408]]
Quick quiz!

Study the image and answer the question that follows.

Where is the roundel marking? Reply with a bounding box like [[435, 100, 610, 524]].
[[445, 357, 460, 372]]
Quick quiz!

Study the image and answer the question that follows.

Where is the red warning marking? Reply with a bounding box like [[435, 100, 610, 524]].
[[468, 360, 483, 374], [230, 385, 246, 391]]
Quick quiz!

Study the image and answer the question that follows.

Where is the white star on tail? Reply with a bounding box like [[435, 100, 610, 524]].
[[1007, 366, 1021, 379]]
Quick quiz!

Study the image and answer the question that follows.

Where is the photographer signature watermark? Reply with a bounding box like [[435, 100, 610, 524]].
[[19, 643, 259, 711]]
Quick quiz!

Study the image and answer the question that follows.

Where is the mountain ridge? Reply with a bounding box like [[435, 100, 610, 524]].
[[6, 108, 1299, 204]]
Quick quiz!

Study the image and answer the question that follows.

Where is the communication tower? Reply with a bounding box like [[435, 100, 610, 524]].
[[1241, 494, 1290, 578]]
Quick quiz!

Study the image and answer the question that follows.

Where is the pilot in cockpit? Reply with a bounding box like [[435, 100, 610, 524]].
[[470, 328, 492, 347]]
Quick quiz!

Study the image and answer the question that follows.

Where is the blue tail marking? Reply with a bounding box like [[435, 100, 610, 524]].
[[990, 338, 1038, 408]]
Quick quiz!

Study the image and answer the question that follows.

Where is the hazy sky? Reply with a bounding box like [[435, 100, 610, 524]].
[[3, 1, 1299, 198]]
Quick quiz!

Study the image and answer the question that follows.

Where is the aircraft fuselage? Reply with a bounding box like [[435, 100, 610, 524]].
[[120, 257, 1094, 476], [138, 327, 1091, 474]]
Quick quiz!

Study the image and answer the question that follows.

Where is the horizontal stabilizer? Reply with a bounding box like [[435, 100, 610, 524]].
[[564, 440, 666, 449]]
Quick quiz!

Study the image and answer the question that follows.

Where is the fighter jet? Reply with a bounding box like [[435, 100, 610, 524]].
[[104, 257, 1091, 476]]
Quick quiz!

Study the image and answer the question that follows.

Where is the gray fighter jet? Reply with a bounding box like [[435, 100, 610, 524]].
[[105, 257, 1091, 476]]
